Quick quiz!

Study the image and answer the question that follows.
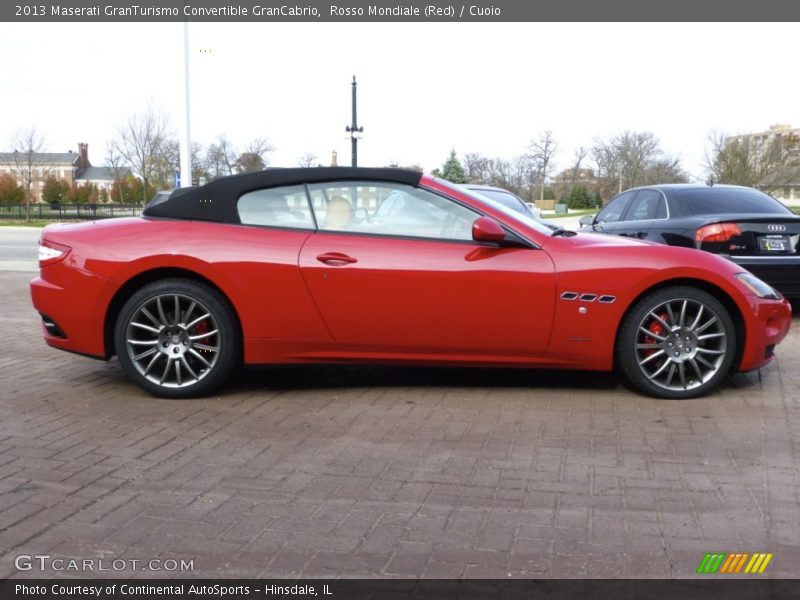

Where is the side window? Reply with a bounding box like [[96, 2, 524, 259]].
[[238, 185, 315, 229], [623, 189, 667, 221], [597, 191, 635, 224], [307, 181, 479, 241]]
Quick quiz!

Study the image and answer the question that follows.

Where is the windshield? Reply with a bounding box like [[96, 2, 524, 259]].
[[434, 179, 554, 235]]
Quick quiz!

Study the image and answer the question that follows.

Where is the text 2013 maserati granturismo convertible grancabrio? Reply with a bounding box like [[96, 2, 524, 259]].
[[31, 167, 791, 400]]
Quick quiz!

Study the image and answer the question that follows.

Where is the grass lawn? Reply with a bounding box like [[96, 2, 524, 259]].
[[0, 220, 54, 227], [542, 209, 596, 219]]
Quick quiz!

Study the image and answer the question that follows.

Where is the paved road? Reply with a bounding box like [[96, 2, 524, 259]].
[[0, 227, 40, 272], [0, 269, 798, 579]]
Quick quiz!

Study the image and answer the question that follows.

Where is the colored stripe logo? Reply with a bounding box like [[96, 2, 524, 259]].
[[696, 552, 773, 574]]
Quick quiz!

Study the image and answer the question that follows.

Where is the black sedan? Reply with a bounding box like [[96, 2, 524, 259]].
[[579, 184, 800, 298]]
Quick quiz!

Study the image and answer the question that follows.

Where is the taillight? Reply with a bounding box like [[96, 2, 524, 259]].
[[38, 239, 71, 267], [695, 223, 742, 244]]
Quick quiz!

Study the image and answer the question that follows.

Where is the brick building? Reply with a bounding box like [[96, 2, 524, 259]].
[[0, 143, 118, 202]]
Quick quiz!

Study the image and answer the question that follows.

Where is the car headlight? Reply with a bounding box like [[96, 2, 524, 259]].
[[735, 272, 781, 300]]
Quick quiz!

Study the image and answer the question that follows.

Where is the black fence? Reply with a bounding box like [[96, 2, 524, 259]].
[[0, 203, 143, 221]]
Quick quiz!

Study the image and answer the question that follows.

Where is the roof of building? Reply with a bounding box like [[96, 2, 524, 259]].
[[75, 166, 122, 181], [0, 151, 77, 165], [143, 167, 424, 223]]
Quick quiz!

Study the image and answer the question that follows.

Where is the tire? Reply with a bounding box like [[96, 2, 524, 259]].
[[114, 278, 240, 399], [616, 286, 736, 399]]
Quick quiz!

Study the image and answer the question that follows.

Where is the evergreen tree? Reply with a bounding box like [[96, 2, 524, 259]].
[[567, 185, 594, 209], [440, 150, 468, 184]]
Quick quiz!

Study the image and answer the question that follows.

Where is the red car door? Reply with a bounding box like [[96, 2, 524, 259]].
[[299, 181, 556, 355]]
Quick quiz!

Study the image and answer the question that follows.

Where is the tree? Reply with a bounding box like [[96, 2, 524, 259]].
[[298, 153, 317, 168], [106, 141, 131, 203], [191, 142, 207, 185], [527, 131, 558, 201], [7, 129, 50, 220], [235, 152, 265, 173], [461, 152, 535, 200], [111, 175, 153, 204], [151, 139, 180, 190], [705, 130, 800, 187], [0, 174, 24, 206], [439, 150, 468, 183], [592, 131, 687, 200], [567, 185, 593, 209], [41, 176, 70, 205], [235, 138, 274, 173], [109, 105, 173, 203], [204, 134, 237, 180], [66, 183, 99, 204], [464, 152, 491, 183]]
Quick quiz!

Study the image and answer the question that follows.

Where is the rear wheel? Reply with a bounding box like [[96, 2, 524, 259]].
[[114, 279, 240, 398], [617, 286, 736, 399]]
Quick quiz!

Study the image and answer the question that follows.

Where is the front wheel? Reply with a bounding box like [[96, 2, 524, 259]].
[[114, 279, 240, 398], [617, 286, 736, 399]]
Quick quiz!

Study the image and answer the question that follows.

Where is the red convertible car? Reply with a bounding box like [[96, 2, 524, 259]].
[[31, 167, 791, 400]]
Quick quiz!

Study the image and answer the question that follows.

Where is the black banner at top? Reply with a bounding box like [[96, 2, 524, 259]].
[[3, 0, 800, 22]]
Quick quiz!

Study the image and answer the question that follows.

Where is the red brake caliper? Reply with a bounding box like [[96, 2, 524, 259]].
[[643, 312, 668, 359], [193, 320, 210, 347]]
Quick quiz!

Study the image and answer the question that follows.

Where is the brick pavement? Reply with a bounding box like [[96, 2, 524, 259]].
[[0, 270, 798, 579]]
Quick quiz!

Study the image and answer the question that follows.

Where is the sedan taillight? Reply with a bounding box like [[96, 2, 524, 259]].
[[695, 223, 742, 244], [38, 239, 71, 267]]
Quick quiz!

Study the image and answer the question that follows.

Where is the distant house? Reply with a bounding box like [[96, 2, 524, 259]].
[[74, 165, 120, 193], [0, 149, 80, 202], [0, 142, 123, 202]]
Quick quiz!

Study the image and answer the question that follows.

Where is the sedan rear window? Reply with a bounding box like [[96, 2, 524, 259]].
[[674, 188, 792, 216]]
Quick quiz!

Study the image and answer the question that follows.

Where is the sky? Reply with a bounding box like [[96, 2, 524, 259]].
[[0, 22, 797, 180]]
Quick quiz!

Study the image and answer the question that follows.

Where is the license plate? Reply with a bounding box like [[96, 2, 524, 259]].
[[758, 235, 789, 252]]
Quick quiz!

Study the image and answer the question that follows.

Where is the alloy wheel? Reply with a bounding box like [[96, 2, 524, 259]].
[[124, 293, 221, 389], [634, 297, 727, 392]]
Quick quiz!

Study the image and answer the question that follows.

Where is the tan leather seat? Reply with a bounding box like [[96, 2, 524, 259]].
[[324, 196, 353, 230]]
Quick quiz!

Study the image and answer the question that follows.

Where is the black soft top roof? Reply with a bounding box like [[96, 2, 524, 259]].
[[143, 167, 424, 223]]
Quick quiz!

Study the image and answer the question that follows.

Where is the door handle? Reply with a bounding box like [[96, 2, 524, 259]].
[[316, 252, 358, 265]]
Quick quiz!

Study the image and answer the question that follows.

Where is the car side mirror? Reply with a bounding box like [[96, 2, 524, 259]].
[[472, 216, 506, 243], [579, 214, 595, 227]]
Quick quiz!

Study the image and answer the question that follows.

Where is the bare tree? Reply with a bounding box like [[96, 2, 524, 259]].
[[568, 146, 590, 190], [109, 105, 173, 203], [235, 137, 275, 173], [527, 131, 558, 201], [7, 129, 49, 220], [592, 131, 686, 200], [463, 152, 491, 183], [204, 135, 237, 180], [105, 141, 129, 203], [704, 129, 799, 187], [152, 139, 180, 190], [297, 153, 317, 168]]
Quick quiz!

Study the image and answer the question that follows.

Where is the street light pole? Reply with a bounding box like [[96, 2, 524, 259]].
[[345, 75, 363, 167]]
